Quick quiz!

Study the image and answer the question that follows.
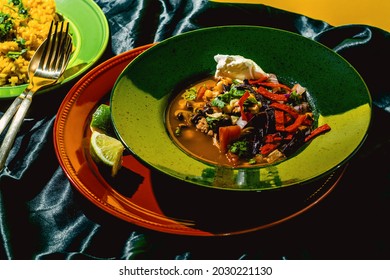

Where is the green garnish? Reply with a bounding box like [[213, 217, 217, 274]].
[[210, 84, 246, 108], [6, 38, 27, 59], [181, 87, 197, 100], [0, 1, 30, 40], [6, 49, 26, 59], [174, 126, 181, 136], [289, 90, 301, 105], [0, 12, 13, 40], [248, 158, 257, 165], [229, 140, 250, 158], [210, 96, 225, 108], [8, 0, 29, 17]]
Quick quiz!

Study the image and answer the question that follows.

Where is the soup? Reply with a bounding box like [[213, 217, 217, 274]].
[[166, 56, 331, 167], [166, 77, 234, 166]]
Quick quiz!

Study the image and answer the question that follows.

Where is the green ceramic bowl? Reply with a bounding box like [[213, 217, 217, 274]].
[[110, 26, 371, 191]]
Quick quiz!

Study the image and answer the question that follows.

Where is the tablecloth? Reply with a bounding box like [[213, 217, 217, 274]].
[[0, 0, 389, 260]]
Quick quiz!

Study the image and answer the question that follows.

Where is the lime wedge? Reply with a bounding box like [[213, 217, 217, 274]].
[[90, 130, 124, 177], [90, 104, 114, 135]]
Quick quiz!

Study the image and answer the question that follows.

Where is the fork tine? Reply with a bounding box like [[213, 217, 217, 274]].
[[54, 22, 70, 71], [37, 21, 55, 70], [37, 20, 71, 76], [57, 37, 72, 72], [51, 21, 64, 71], [47, 21, 62, 72]]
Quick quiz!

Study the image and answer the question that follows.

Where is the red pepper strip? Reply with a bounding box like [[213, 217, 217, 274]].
[[284, 133, 294, 141], [256, 86, 288, 102], [284, 114, 307, 133], [219, 125, 242, 153], [238, 91, 251, 121], [269, 102, 299, 119], [274, 110, 285, 131], [264, 135, 274, 143], [259, 82, 292, 92], [248, 75, 269, 85], [284, 113, 293, 125], [196, 84, 207, 101], [302, 117, 313, 126], [257, 87, 288, 102], [265, 133, 283, 143], [260, 143, 279, 155], [304, 124, 331, 142]]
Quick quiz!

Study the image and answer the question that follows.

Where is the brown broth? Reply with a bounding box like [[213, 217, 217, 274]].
[[166, 77, 235, 166], [166, 73, 326, 169]]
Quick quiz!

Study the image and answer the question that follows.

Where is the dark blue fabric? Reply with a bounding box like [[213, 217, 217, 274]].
[[0, 0, 389, 260]]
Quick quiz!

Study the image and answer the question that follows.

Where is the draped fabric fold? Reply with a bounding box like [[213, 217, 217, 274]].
[[1, 0, 389, 260]]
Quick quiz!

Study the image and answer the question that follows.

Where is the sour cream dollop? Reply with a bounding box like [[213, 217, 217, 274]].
[[214, 54, 269, 80]]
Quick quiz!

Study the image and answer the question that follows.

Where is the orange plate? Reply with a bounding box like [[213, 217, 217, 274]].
[[54, 44, 347, 236]]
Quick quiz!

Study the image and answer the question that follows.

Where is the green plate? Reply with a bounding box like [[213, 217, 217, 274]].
[[0, 0, 109, 99], [111, 26, 372, 191]]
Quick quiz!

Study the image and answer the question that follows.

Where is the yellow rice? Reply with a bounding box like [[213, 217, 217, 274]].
[[0, 0, 56, 86]]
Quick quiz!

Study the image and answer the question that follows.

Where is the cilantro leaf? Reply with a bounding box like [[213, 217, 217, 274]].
[[0, 12, 13, 39], [210, 96, 225, 108]]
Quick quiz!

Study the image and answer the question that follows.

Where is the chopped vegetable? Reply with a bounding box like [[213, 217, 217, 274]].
[[256, 86, 288, 102], [196, 84, 207, 101], [269, 102, 299, 119], [237, 90, 250, 121], [219, 125, 242, 153], [274, 110, 285, 132], [260, 143, 279, 155], [229, 140, 250, 158], [9, 0, 29, 17], [284, 114, 307, 133], [0, 12, 13, 39], [305, 123, 331, 142], [258, 82, 292, 92], [182, 88, 197, 100]]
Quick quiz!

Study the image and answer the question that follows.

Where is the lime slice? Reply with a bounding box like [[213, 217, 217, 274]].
[[90, 104, 114, 135], [90, 130, 124, 176]]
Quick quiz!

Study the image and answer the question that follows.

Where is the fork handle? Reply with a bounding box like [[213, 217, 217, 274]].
[[0, 93, 33, 171], [0, 93, 26, 136]]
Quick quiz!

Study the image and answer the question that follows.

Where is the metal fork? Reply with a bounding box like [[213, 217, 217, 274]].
[[0, 21, 73, 171]]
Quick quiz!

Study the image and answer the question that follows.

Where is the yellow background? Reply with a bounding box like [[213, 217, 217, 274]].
[[213, 0, 390, 32]]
